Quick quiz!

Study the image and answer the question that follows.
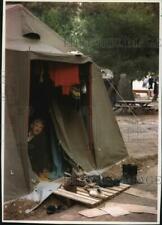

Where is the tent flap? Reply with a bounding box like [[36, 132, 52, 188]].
[[92, 64, 128, 169], [50, 98, 96, 171], [4, 50, 37, 201]]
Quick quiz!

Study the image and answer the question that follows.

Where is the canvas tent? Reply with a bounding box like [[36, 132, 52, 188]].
[[4, 4, 128, 202]]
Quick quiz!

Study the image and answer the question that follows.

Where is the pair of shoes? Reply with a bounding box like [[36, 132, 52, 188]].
[[87, 175, 120, 188], [99, 177, 120, 188], [122, 164, 138, 184]]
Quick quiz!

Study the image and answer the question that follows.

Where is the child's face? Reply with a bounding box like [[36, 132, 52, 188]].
[[32, 121, 44, 135]]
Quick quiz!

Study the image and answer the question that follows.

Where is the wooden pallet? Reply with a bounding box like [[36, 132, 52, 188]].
[[53, 183, 130, 207]]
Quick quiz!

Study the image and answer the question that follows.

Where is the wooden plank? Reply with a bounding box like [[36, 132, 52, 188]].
[[76, 191, 100, 202], [76, 189, 103, 200], [54, 191, 97, 205], [77, 184, 130, 195], [102, 203, 157, 215], [77, 193, 100, 202], [125, 188, 157, 200], [98, 191, 114, 197], [100, 206, 130, 217], [77, 188, 110, 199], [53, 188, 100, 205], [77, 187, 115, 196], [106, 187, 124, 191], [120, 183, 131, 188], [53, 183, 131, 206], [108, 185, 130, 192], [77, 187, 89, 193], [99, 187, 117, 194], [79, 208, 108, 218], [76, 190, 91, 197], [101, 185, 130, 200], [56, 188, 94, 200]]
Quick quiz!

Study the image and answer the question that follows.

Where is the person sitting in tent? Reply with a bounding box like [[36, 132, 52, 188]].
[[27, 119, 52, 179]]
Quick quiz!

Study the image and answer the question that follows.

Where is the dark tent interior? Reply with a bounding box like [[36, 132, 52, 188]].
[[28, 60, 91, 180]]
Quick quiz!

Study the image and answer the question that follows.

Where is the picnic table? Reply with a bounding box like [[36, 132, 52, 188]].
[[133, 89, 153, 97], [114, 100, 153, 112]]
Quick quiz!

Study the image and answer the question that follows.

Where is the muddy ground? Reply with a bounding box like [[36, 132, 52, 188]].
[[3, 112, 159, 222]]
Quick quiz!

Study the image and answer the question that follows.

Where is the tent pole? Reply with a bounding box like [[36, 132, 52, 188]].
[[88, 64, 96, 163]]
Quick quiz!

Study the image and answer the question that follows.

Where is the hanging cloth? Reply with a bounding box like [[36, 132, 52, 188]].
[[49, 64, 80, 95]]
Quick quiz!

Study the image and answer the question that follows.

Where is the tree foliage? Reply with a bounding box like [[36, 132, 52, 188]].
[[23, 2, 159, 80]]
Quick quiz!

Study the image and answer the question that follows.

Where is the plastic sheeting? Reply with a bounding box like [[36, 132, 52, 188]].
[[21, 181, 61, 213]]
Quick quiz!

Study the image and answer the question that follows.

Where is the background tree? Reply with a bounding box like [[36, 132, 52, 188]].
[[23, 2, 159, 80]]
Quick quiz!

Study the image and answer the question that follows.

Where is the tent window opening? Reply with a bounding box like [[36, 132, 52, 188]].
[[23, 32, 40, 40], [27, 60, 91, 181]]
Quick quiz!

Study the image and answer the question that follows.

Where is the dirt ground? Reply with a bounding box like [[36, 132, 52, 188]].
[[3, 112, 159, 223]]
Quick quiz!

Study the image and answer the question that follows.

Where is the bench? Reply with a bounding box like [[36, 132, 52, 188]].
[[133, 89, 153, 97], [114, 100, 153, 112]]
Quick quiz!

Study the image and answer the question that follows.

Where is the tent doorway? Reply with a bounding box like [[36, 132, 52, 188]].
[[28, 60, 92, 180]]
